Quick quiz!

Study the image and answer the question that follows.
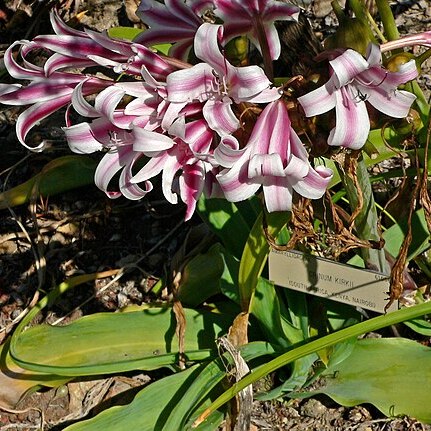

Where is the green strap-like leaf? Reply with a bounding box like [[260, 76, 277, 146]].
[[0, 156, 97, 209], [238, 211, 289, 312], [192, 300, 431, 425], [9, 273, 232, 376]]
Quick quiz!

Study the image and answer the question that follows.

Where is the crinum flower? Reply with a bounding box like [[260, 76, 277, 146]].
[[298, 44, 418, 149], [213, 0, 299, 61], [216, 99, 333, 212], [165, 22, 280, 137]]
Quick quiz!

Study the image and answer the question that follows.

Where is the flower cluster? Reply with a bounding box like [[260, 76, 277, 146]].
[[0, 0, 420, 220]]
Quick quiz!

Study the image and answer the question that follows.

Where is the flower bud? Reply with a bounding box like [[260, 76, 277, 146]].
[[385, 52, 416, 72], [324, 17, 374, 55]]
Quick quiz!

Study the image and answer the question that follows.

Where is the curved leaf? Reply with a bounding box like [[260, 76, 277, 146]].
[[300, 338, 431, 423], [0, 156, 97, 209]]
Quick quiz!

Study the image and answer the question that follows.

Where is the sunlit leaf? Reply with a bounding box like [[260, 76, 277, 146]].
[[11, 306, 232, 376], [64, 342, 276, 431], [238, 211, 289, 312], [0, 156, 97, 210], [192, 301, 431, 425], [107, 26, 144, 41], [294, 338, 431, 423]]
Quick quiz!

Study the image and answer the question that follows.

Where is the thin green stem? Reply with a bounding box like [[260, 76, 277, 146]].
[[365, 8, 386, 43], [193, 301, 431, 426], [347, 0, 367, 23], [375, 0, 399, 41]]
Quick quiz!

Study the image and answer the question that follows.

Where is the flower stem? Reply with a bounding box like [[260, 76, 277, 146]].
[[375, 0, 399, 41], [254, 17, 274, 81]]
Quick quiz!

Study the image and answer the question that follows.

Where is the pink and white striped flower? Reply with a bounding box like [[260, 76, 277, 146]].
[[216, 100, 333, 212], [130, 119, 218, 220], [0, 10, 174, 150], [213, 0, 299, 61], [165, 23, 280, 136], [298, 44, 418, 150], [134, 0, 207, 60]]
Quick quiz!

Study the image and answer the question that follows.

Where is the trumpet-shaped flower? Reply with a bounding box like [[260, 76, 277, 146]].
[[216, 100, 333, 212], [213, 0, 299, 60], [166, 23, 280, 136], [131, 119, 217, 220], [134, 0, 206, 60], [0, 10, 174, 149], [298, 44, 418, 149]]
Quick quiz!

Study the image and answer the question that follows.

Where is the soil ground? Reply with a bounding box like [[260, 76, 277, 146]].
[[1, 1, 431, 430]]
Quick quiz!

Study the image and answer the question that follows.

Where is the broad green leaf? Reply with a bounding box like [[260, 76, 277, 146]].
[[163, 360, 227, 431], [64, 365, 213, 431], [107, 27, 144, 41], [11, 306, 231, 376], [295, 338, 431, 423], [64, 342, 277, 431], [192, 300, 431, 425], [197, 196, 252, 258], [0, 156, 97, 209], [251, 281, 320, 401], [0, 339, 71, 408], [251, 278, 302, 347], [177, 244, 225, 307]]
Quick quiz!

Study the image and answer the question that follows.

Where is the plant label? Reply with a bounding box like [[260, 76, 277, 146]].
[[269, 249, 398, 313]]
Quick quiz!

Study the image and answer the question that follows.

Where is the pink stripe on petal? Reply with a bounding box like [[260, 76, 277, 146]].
[[328, 86, 370, 149], [0, 81, 73, 105], [95, 151, 125, 199], [133, 129, 175, 153], [119, 155, 152, 200], [292, 165, 333, 200], [184, 120, 213, 152], [95, 86, 126, 123], [71, 80, 100, 117], [131, 152, 169, 183], [180, 163, 205, 220], [63, 123, 104, 154], [283, 153, 309, 179], [161, 154, 182, 204], [366, 87, 416, 118], [16, 94, 73, 149], [203, 99, 239, 137], [44, 54, 95, 75], [298, 82, 336, 117], [85, 29, 134, 56], [166, 63, 214, 102], [4, 42, 43, 79], [263, 177, 293, 212], [248, 153, 285, 178], [261, 22, 281, 60], [194, 23, 226, 76], [217, 159, 260, 202], [214, 136, 245, 168], [229, 65, 273, 101], [33, 35, 115, 59], [50, 9, 84, 37], [330, 49, 369, 88]]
